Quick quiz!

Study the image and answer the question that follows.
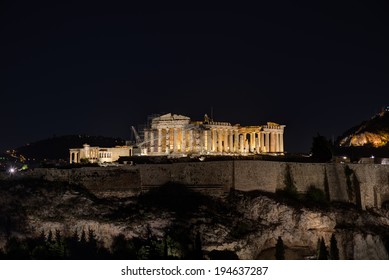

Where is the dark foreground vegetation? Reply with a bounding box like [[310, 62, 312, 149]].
[[0, 228, 205, 260]]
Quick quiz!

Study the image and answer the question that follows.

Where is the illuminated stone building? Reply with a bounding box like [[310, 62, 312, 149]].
[[141, 113, 285, 156], [69, 144, 132, 164]]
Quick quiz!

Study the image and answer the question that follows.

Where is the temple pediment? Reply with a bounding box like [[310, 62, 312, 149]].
[[154, 113, 191, 121]]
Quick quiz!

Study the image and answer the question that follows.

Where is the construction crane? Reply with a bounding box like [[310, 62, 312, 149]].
[[131, 126, 142, 145]]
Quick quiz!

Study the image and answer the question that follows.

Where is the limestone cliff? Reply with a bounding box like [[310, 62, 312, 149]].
[[338, 109, 389, 148], [1, 179, 388, 259]]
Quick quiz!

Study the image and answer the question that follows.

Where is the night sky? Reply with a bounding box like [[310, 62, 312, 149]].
[[2, 1, 388, 153]]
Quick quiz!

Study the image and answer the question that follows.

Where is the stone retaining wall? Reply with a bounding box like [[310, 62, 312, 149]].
[[22, 160, 389, 209]]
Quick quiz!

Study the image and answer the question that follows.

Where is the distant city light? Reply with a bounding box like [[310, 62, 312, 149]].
[[8, 167, 16, 174]]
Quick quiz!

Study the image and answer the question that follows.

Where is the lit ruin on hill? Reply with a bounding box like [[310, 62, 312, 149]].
[[69, 113, 285, 163], [141, 113, 285, 156]]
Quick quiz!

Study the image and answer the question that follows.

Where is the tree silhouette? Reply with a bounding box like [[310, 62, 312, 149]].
[[55, 229, 62, 246], [111, 234, 137, 260], [278, 164, 299, 199], [311, 134, 333, 162], [193, 232, 203, 260], [5, 237, 30, 259], [47, 230, 54, 244], [317, 237, 328, 260], [275, 236, 285, 260], [330, 234, 339, 260]]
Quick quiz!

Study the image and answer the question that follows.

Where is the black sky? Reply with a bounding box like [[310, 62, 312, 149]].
[[2, 1, 388, 153]]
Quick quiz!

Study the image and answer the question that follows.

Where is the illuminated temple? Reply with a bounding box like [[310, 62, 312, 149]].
[[141, 113, 285, 156], [69, 113, 286, 163]]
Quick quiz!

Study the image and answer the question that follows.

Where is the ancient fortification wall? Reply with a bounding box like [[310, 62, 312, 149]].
[[24, 161, 389, 209], [28, 166, 141, 198]]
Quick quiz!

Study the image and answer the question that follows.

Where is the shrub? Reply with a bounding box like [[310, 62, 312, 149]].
[[305, 185, 329, 206]]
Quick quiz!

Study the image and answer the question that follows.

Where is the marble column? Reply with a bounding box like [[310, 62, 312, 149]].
[[189, 130, 194, 152], [245, 133, 249, 152], [181, 128, 186, 153], [173, 128, 178, 153], [207, 130, 212, 153], [212, 128, 217, 152], [239, 134, 244, 153], [206, 130, 212, 153], [250, 132, 255, 153], [234, 130, 239, 153], [144, 130, 149, 153], [280, 133, 284, 153], [265, 133, 270, 153], [199, 130, 204, 153], [150, 130, 154, 153], [194, 130, 200, 153], [270, 132, 276, 152], [217, 129, 223, 152], [260, 132, 264, 152], [157, 129, 162, 153], [165, 129, 170, 154], [224, 129, 229, 152], [204, 130, 208, 152], [229, 129, 233, 153], [255, 134, 260, 153]]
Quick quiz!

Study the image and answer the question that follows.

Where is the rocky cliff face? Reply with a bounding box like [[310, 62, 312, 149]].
[[339, 110, 389, 148], [1, 179, 389, 259]]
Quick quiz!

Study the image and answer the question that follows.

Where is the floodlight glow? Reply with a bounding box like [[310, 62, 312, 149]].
[[8, 167, 16, 174]]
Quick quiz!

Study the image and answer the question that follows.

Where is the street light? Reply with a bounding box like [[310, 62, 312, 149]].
[[8, 167, 16, 175]]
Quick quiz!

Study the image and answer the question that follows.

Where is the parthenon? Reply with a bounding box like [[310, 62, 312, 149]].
[[141, 113, 285, 156]]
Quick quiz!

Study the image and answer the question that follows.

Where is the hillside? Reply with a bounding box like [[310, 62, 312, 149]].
[[14, 135, 126, 161], [1, 178, 389, 260], [336, 108, 389, 158], [338, 108, 389, 148]]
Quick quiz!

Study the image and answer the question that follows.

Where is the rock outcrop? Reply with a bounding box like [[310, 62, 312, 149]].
[[339, 109, 389, 148], [1, 179, 388, 259]]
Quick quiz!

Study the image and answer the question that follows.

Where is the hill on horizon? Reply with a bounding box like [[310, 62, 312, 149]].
[[338, 108, 389, 148], [335, 107, 389, 158], [13, 135, 126, 161]]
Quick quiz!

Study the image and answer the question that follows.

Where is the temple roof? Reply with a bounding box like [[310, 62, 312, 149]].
[[153, 113, 191, 121]]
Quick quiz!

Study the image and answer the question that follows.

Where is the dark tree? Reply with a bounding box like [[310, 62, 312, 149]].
[[163, 235, 168, 258], [0, 248, 6, 260], [330, 234, 339, 260], [111, 234, 136, 260], [80, 229, 87, 245], [305, 185, 328, 206], [317, 237, 328, 260], [37, 230, 46, 246], [5, 237, 30, 259], [55, 229, 62, 246], [275, 236, 285, 260], [193, 232, 203, 260], [208, 250, 239, 260], [47, 230, 54, 244], [311, 134, 333, 162], [283, 164, 297, 197], [65, 230, 79, 259], [88, 228, 98, 253]]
